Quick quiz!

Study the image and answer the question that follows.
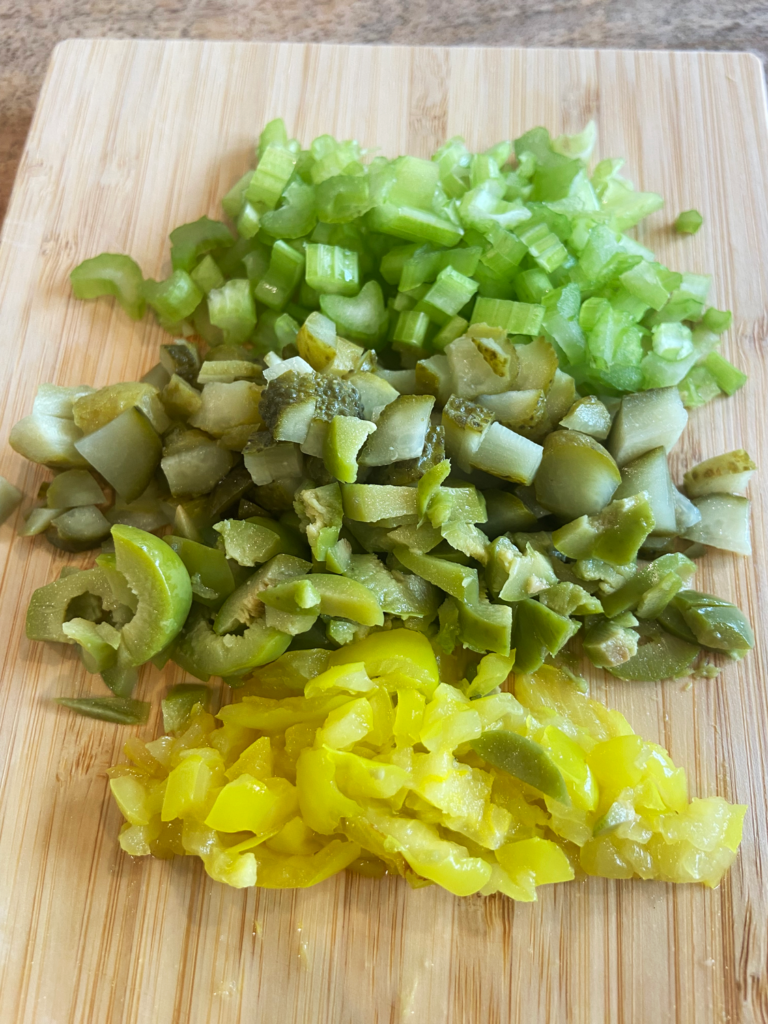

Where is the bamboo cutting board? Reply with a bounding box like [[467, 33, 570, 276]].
[[0, 39, 767, 1024]]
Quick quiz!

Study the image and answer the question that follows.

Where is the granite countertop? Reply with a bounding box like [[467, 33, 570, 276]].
[[1, 0, 767, 224]]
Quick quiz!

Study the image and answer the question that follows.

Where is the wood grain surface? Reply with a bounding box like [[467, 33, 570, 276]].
[[0, 40, 767, 1024]]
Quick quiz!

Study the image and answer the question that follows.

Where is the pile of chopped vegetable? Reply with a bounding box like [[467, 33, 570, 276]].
[[108, 635, 745, 894], [5, 117, 754, 897]]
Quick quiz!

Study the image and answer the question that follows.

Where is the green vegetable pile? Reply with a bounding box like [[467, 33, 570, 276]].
[[9, 117, 755, 722]]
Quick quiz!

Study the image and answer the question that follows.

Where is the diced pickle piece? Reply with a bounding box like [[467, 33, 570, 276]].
[[608, 387, 688, 467], [552, 494, 655, 565], [244, 433, 303, 487], [213, 517, 307, 566], [481, 489, 539, 536], [359, 395, 435, 467], [72, 383, 166, 435], [163, 536, 236, 608], [323, 416, 377, 483], [161, 374, 203, 420], [162, 437, 233, 498], [9, 413, 89, 469], [0, 476, 22, 525], [473, 730, 569, 804], [601, 552, 697, 619], [583, 618, 639, 668], [159, 340, 201, 385], [260, 574, 385, 626], [608, 621, 699, 681], [75, 407, 161, 503], [559, 395, 612, 439], [49, 505, 111, 550], [188, 381, 262, 437], [683, 450, 756, 498], [535, 430, 621, 520], [441, 396, 494, 472], [342, 484, 419, 523], [681, 494, 751, 556], [478, 389, 546, 431], [469, 421, 543, 486], [347, 371, 399, 421], [671, 590, 754, 652], [614, 447, 677, 536], [46, 469, 106, 509]]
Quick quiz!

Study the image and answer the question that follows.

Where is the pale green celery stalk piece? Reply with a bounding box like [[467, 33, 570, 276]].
[[674, 209, 703, 234], [366, 204, 463, 247], [415, 265, 478, 327], [70, 254, 146, 320], [394, 310, 430, 351], [400, 246, 481, 292], [703, 352, 747, 395], [170, 217, 234, 272], [222, 171, 253, 219], [480, 225, 527, 277], [431, 316, 469, 352], [190, 254, 225, 294], [316, 174, 372, 224], [207, 280, 257, 345], [254, 241, 305, 312], [470, 297, 544, 336], [320, 281, 389, 344], [143, 270, 202, 323], [236, 202, 261, 239], [261, 181, 317, 239], [515, 220, 568, 273], [305, 244, 359, 296], [258, 118, 290, 158], [702, 308, 732, 334], [0, 477, 23, 524], [246, 145, 297, 209]]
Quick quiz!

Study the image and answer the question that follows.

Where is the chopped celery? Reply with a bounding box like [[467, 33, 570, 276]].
[[674, 210, 703, 235], [70, 254, 146, 320]]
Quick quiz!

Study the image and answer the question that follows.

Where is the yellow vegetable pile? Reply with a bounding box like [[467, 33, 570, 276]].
[[108, 630, 744, 897]]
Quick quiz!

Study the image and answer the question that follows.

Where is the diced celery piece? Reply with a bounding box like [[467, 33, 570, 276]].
[[471, 297, 544, 336], [415, 266, 478, 327], [70, 254, 146, 320], [207, 280, 257, 344], [246, 145, 297, 210], [320, 281, 389, 344], [170, 217, 234, 272], [366, 204, 463, 247], [674, 209, 703, 235], [254, 241, 305, 312], [143, 270, 202, 323], [305, 244, 359, 296], [702, 352, 747, 395]]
